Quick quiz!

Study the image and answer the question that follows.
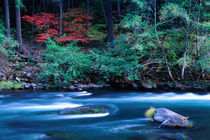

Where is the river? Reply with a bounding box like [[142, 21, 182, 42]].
[[0, 89, 210, 140]]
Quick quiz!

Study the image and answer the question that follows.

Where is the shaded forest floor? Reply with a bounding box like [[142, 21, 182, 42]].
[[0, 40, 209, 92]]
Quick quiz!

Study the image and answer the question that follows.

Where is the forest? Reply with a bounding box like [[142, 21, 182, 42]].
[[0, 0, 209, 90]]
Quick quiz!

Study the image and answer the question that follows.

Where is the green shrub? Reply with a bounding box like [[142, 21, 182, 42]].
[[0, 81, 23, 89], [145, 107, 155, 118], [89, 36, 144, 81], [39, 40, 93, 87], [0, 20, 18, 70]]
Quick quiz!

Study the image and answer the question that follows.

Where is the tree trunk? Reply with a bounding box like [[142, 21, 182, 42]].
[[39, 0, 42, 12], [59, 0, 63, 35], [43, 0, 46, 12], [68, 0, 70, 8], [181, 33, 188, 79], [100, 0, 107, 25], [4, 0, 11, 38], [86, 0, 90, 30], [107, 0, 114, 42], [181, 0, 192, 79], [31, 0, 35, 43], [71, 0, 74, 8], [117, 0, 120, 34], [15, 0, 23, 53], [154, 0, 174, 80], [196, 0, 202, 58]]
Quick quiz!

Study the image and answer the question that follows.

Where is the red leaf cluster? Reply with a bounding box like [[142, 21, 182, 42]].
[[22, 8, 92, 43]]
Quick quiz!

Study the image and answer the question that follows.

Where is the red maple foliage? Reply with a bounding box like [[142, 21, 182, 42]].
[[22, 8, 92, 43]]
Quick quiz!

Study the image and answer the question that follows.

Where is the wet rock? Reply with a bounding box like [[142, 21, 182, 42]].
[[174, 82, 183, 89], [60, 105, 108, 115], [26, 72, 33, 78], [132, 83, 139, 89], [15, 77, 21, 82], [141, 81, 153, 89], [157, 82, 169, 90], [152, 108, 192, 128], [78, 84, 90, 90], [22, 83, 31, 89], [90, 84, 103, 89], [0, 72, 5, 77], [69, 86, 76, 90], [31, 83, 37, 89]]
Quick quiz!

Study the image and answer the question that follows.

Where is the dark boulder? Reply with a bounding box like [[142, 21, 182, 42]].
[[60, 105, 108, 115]]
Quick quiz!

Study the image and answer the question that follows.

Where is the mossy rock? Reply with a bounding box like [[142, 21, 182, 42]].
[[60, 105, 108, 115], [145, 107, 193, 128]]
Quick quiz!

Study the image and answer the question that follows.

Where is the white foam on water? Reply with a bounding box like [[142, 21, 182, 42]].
[[2, 102, 82, 111], [83, 92, 210, 102], [56, 94, 64, 97], [19, 103, 82, 110], [56, 112, 109, 119], [75, 91, 93, 97]]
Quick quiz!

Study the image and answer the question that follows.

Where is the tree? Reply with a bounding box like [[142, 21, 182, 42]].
[[68, 0, 70, 8], [59, 0, 63, 35], [86, 0, 90, 30], [116, 0, 121, 34], [100, 0, 107, 25], [15, 0, 23, 53], [31, 0, 35, 43], [107, 0, 114, 42], [4, 0, 11, 38], [22, 9, 92, 43], [154, 0, 174, 80]]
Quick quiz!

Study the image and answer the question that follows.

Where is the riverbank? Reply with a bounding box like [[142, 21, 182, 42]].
[[0, 79, 209, 92]]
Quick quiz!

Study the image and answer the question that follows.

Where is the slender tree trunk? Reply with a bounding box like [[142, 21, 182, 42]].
[[39, 0, 42, 12], [59, 0, 63, 35], [4, 0, 11, 38], [47, 0, 50, 12], [100, 0, 107, 25], [196, 0, 202, 58], [15, 0, 23, 53], [181, 32, 189, 79], [31, 0, 35, 43], [71, 0, 74, 9], [107, 0, 114, 42], [43, 0, 46, 12], [117, 0, 120, 34], [181, 0, 192, 79], [68, 0, 70, 8], [154, 0, 174, 80], [86, 0, 90, 30]]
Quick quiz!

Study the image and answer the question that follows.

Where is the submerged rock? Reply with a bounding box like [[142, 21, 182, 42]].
[[60, 105, 108, 115], [145, 107, 193, 128]]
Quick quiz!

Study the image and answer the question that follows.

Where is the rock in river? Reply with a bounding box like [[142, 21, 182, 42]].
[[60, 105, 108, 115], [145, 107, 193, 128]]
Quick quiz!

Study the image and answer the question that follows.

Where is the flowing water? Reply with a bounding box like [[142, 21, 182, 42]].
[[0, 90, 210, 140]]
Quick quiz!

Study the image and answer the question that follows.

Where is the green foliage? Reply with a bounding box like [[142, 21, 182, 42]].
[[160, 3, 190, 24], [145, 107, 155, 118], [0, 81, 23, 89], [90, 36, 144, 81], [0, 20, 18, 70], [39, 40, 93, 87]]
